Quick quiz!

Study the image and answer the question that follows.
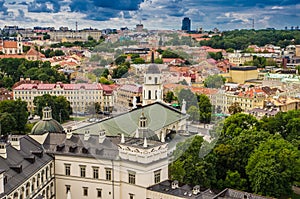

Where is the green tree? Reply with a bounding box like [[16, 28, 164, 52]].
[[0, 99, 28, 133], [33, 94, 72, 123], [197, 94, 212, 123], [161, 50, 180, 58], [187, 106, 199, 121], [0, 112, 17, 135], [222, 113, 259, 138], [223, 170, 247, 190], [132, 57, 145, 64], [177, 89, 197, 110], [204, 75, 226, 88], [178, 79, 189, 85], [226, 48, 234, 53], [246, 136, 300, 197], [99, 77, 113, 85], [43, 34, 50, 40], [208, 52, 223, 60], [154, 58, 163, 64], [115, 55, 127, 65], [228, 102, 243, 115], [170, 136, 217, 187], [164, 91, 176, 103]]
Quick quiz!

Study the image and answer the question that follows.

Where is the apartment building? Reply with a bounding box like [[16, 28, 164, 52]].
[[116, 84, 143, 109], [13, 82, 114, 113]]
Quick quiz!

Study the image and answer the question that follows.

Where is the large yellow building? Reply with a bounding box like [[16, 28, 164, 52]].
[[228, 66, 258, 84], [225, 88, 266, 112]]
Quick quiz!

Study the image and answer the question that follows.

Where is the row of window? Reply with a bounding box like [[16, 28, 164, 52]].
[[15, 90, 102, 95], [66, 186, 106, 198], [66, 186, 135, 199], [65, 165, 111, 180], [64, 164, 161, 184]]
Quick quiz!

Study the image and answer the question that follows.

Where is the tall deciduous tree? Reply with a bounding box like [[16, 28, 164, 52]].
[[177, 89, 197, 110], [246, 136, 300, 197], [197, 94, 212, 123], [33, 94, 72, 123], [228, 102, 243, 115], [0, 112, 17, 135], [187, 105, 199, 121], [204, 74, 226, 88], [0, 99, 28, 133]]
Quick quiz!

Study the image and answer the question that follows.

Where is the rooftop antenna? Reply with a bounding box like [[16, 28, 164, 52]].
[[75, 21, 78, 32]]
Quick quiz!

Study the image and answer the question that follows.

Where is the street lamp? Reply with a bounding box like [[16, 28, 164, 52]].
[[59, 109, 63, 124]]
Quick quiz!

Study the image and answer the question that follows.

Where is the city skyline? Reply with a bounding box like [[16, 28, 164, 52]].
[[0, 0, 299, 31]]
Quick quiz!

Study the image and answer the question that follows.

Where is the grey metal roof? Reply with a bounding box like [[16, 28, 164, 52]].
[[146, 64, 160, 74], [0, 135, 53, 196], [147, 180, 215, 199], [43, 133, 119, 160], [148, 180, 271, 199]]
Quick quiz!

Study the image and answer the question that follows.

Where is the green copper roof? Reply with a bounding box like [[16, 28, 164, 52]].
[[73, 102, 187, 137], [31, 119, 64, 135]]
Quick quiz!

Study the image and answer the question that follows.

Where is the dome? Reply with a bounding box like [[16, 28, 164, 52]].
[[31, 106, 64, 135], [146, 64, 160, 74], [31, 119, 64, 135]]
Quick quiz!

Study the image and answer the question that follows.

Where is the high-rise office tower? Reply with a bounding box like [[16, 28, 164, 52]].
[[181, 17, 191, 31]]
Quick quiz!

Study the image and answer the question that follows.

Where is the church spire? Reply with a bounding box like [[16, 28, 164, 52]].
[[151, 50, 155, 63]]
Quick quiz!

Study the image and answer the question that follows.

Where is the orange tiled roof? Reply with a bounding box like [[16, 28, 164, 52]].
[[0, 54, 25, 59], [3, 41, 18, 48], [237, 88, 265, 98]]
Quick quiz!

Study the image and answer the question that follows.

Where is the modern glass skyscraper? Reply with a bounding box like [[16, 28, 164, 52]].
[[181, 17, 191, 31]]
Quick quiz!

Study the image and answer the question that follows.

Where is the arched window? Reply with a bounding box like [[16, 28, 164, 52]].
[[26, 182, 30, 196], [37, 174, 40, 187], [31, 178, 35, 192], [148, 90, 151, 99]]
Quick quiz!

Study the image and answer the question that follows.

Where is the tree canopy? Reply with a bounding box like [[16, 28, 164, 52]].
[[0, 58, 69, 89], [33, 94, 72, 123], [199, 29, 300, 50], [0, 99, 28, 134], [170, 109, 300, 198], [204, 74, 226, 88]]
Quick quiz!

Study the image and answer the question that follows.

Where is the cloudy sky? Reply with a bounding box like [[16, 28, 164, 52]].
[[0, 0, 299, 31]]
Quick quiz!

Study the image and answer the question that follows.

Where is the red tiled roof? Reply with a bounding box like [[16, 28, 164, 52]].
[[3, 41, 18, 48], [0, 55, 25, 59], [237, 88, 265, 98], [13, 83, 106, 91]]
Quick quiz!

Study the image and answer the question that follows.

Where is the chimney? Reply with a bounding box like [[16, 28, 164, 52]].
[[135, 129, 139, 138], [121, 133, 125, 144], [171, 180, 179, 189], [10, 135, 20, 150], [193, 185, 200, 195], [66, 127, 73, 139], [99, 130, 106, 143], [143, 137, 147, 148], [84, 130, 90, 141], [0, 170, 4, 195], [0, 143, 7, 159]]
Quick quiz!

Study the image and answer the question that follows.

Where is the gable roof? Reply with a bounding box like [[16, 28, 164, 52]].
[[72, 102, 187, 137]]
